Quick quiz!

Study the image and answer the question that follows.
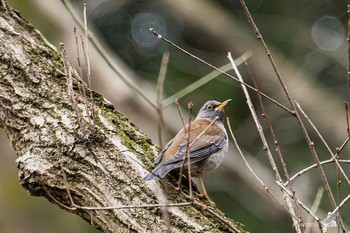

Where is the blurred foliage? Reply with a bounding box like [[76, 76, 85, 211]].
[[1, 0, 349, 232]]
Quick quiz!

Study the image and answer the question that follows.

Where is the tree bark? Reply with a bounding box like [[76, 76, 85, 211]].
[[0, 2, 245, 232]]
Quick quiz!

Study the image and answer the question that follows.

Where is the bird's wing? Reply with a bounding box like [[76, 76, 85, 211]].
[[162, 119, 227, 166], [153, 138, 174, 164]]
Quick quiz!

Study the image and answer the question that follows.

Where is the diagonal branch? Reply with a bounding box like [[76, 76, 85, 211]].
[[228, 53, 303, 233]]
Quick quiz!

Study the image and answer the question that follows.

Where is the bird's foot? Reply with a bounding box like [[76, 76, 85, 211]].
[[174, 186, 182, 193], [197, 193, 215, 206]]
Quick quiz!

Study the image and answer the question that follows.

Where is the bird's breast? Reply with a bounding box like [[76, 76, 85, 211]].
[[191, 140, 228, 175]]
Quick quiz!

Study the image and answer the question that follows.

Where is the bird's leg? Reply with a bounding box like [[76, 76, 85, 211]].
[[198, 176, 215, 206], [176, 175, 183, 193]]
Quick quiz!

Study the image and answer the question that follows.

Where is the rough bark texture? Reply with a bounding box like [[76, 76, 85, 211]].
[[0, 2, 246, 232]]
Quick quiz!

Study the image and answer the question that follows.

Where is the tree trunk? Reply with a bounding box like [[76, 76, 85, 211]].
[[0, 2, 245, 233]]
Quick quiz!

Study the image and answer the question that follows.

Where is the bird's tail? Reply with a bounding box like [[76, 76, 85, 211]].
[[143, 164, 174, 181]]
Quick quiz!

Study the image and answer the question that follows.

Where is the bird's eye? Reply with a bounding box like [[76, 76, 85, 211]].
[[207, 104, 214, 110]]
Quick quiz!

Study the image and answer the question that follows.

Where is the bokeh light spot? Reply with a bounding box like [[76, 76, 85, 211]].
[[311, 15, 344, 51], [131, 12, 166, 49]]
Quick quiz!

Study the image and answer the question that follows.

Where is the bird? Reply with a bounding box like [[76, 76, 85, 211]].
[[144, 99, 231, 204]]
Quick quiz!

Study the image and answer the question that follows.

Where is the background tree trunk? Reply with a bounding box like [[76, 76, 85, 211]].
[[0, 2, 245, 232]]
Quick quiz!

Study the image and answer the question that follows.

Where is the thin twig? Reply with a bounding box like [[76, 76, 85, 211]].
[[162, 53, 251, 108], [330, 193, 350, 216], [228, 53, 302, 232], [189, 116, 219, 149], [337, 137, 350, 156], [294, 101, 342, 207], [294, 109, 338, 207], [73, 26, 91, 127], [305, 187, 324, 233], [345, 103, 350, 145], [178, 102, 194, 198], [226, 117, 298, 221], [336, 159, 341, 233], [157, 188, 171, 233], [172, 99, 186, 197], [276, 181, 324, 231], [72, 202, 193, 210], [239, 0, 294, 109], [203, 206, 242, 233], [244, 59, 304, 228], [296, 102, 350, 187], [174, 99, 186, 191], [60, 43, 82, 122], [1, 0, 8, 12], [294, 101, 346, 232], [186, 102, 194, 199], [59, 162, 76, 206], [286, 159, 350, 185], [44, 186, 77, 211], [53, 159, 243, 232], [149, 28, 293, 115], [238, 2, 343, 230], [175, 99, 186, 130], [239, 1, 347, 230], [48, 187, 192, 210], [178, 109, 219, 198], [82, 4, 95, 126], [166, 175, 244, 232], [61, 0, 157, 109], [55, 161, 193, 210], [156, 51, 170, 148]]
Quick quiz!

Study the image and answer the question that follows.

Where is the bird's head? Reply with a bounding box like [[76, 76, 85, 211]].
[[196, 99, 232, 122]]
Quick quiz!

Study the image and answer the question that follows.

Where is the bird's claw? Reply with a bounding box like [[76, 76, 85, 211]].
[[197, 193, 216, 206]]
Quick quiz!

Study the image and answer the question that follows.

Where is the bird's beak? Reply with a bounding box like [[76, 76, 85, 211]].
[[215, 99, 232, 110]]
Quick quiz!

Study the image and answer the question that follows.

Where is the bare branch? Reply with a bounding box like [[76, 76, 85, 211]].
[[305, 187, 324, 233], [61, 0, 158, 109], [286, 159, 350, 185], [276, 182, 324, 232], [296, 102, 350, 187], [162, 54, 250, 108], [82, 3, 95, 126], [226, 118, 298, 221], [156, 51, 170, 148], [329, 194, 350, 216], [73, 26, 91, 128], [149, 28, 293, 114], [228, 52, 302, 232], [244, 59, 304, 227]]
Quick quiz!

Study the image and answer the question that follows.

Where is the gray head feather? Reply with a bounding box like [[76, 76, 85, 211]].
[[196, 99, 231, 122]]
